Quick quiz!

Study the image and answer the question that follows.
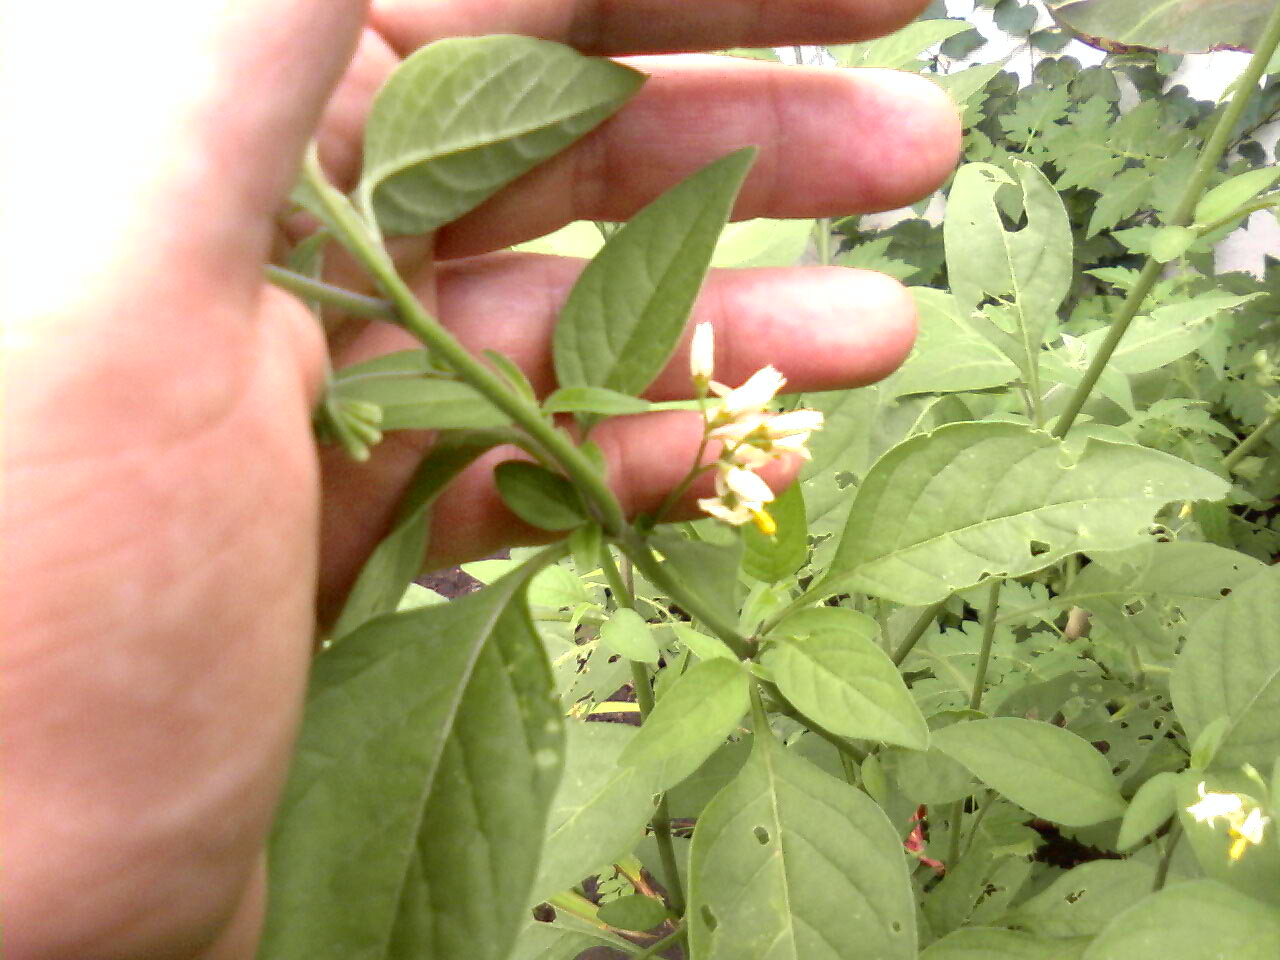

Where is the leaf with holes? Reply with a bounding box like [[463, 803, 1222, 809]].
[[553, 149, 755, 411], [821, 421, 1228, 605], [687, 732, 916, 960], [358, 36, 644, 234], [1048, 0, 1275, 54], [1171, 567, 1280, 772], [262, 563, 564, 960], [930, 718, 1126, 827]]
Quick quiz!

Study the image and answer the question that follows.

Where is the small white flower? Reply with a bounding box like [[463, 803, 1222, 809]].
[[721, 465, 775, 505], [710, 408, 824, 467], [697, 466, 777, 535], [1237, 806, 1269, 846], [690, 322, 716, 385], [1187, 782, 1244, 827], [709, 365, 786, 420]]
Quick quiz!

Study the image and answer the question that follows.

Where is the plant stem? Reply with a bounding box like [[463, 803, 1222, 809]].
[[620, 532, 753, 659], [264, 264, 398, 321], [815, 217, 833, 266], [944, 799, 965, 873], [891, 601, 947, 667], [762, 679, 868, 763], [599, 549, 688, 915], [1153, 822, 1183, 892], [1224, 406, 1280, 472], [299, 152, 627, 534], [969, 580, 1001, 712], [1053, 2, 1280, 438], [632, 924, 687, 960]]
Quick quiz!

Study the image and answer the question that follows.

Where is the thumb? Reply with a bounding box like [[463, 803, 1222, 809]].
[[2, 1, 367, 319]]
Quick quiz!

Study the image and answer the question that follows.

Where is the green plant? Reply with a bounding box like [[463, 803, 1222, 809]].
[[260, 5, 1280, 959]]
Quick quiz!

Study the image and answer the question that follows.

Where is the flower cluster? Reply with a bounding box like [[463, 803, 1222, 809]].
[[1187, 781, 1271, 862], [688, 323, 823, 535]]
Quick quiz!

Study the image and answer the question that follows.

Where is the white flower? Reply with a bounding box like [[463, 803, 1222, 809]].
[[1187, 781, 1271, 862], [690, 322, 716, 385], [1187, 782, 1244, 827], [708, 365, 786, 421], [697, 466, 777, 535], [710, 408, 824, 467]]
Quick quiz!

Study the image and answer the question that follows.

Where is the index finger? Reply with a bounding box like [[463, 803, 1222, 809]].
[[370, 0, 936, 56]]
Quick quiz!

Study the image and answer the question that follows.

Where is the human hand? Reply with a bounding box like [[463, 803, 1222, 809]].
[[1, 2, 957, 957]]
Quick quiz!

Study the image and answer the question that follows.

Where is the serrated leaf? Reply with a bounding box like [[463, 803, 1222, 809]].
[[263, 565, 564, 960], [763, 608, 929, 749], [822, 421, 1229, 605], [921, 927, 1091, 960], [1118, 771, 1179, 849], [1149, 225, 1198, 263], [1086, 167, 1152, 237], [331, 432, 504, 640], [1171, 567, 1280, 771], [1081, 880, 1280, 960], [542, 386, 652, 415], [531, 722, 659, 904], [495, 461, 587, 531], [553, 149, 755, 408], [688, 734, 916, 960], [930, 717, 1127, 826], [599, 608, 660, 663], [620, 659, 750, 793], [358, 36, 644, 234], [1049, 0, 1276, 54], [741, 481, 808, 583], [334, 375, 510, 430]]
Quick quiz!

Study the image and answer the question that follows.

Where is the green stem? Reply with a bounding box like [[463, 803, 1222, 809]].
[[264, 264, 398, 321], [944, 799, 965, 873], [299, 152, 627, 534], [891, 601, 947, 667], [762, 679, 868, 764], [1053, 3, 1280, 438], [599, 550, 687, 916], [632, 924, 687, 960], [969, 580, 1001, 712], [1224, 406, 1280, 472], [620, 532, 753, 659], [815, 217, 833, 266]]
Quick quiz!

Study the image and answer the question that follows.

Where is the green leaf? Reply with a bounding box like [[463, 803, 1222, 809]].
[[331, 431, 504, 640], [944, 162, 1072, 387], [921, 927, 1091, 960], [650, 531, 744, 631], [552, 149, 756, 406], [542, 386, 652, 416], [1076, 292, 1258, 374], [494, 461, 588, 531], [687, 734, 917, 960], [358, 36, 644, 234], [711, 217, 812, 268], [1171, 567, 1280, 771], [934, 62, 1009, 120], [531, 722, 659, 904], [763, 608, 929, 749], [619, 659, 750, 793], [1117, 771, 1179, 849], [1049, 0, 1276, 54], [262, 563, 564, 960], [510, 915, 630, 960], [881, 744, 978, 805], [1197, 168, 1280, 224], [596, 895, 668, 932], [930, 717, 1127, 826], [1081, 880, 1280, 959], [994, 0, 1038, 37], [1005, 860, 1156, 937], [1149, 225, 1198, 263], [599, 608, 661, 663], [334, 375, 510, 430], [822, 421, 1229, 605], [741, 481, 808, 584], [885, 288, 1020, 398], [832, 19, 973, 69], [671, 622, 738, 662]]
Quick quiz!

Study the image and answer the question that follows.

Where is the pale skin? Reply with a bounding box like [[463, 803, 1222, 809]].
[[1, 1, 958, 957]]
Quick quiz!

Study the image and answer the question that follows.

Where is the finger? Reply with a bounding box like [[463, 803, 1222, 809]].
[[314, 51, 959, 256], [371, 0, 934, 56]]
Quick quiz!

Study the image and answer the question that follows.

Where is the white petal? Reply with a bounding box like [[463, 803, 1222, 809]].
[[1239, 807, 1269, 845], [1187, 785, 1243, 824], [690, 322, 716, 381], [698, 496, 753, 525], [724, 466, 775, 504], [721, 366, 786, 416], [766, 409, 824, 437]]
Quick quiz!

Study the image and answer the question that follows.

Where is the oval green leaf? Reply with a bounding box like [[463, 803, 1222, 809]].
[[495, 461, 588, 531], [930, 717, 1126, 827], [599, 608, 661, 664]]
